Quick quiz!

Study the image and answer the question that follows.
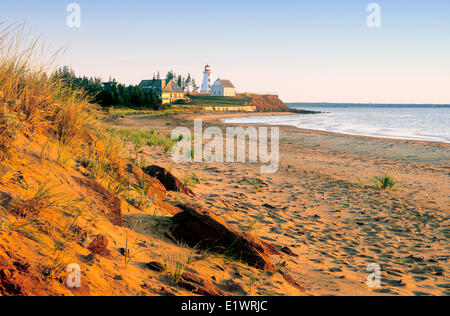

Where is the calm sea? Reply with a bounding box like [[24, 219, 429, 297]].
[[221, 103, 450, 144]]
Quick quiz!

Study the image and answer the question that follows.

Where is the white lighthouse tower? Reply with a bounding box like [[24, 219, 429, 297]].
[[200, 64, 211, 93]]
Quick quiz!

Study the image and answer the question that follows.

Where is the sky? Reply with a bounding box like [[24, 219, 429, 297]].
[[1, 0, 450, 103]]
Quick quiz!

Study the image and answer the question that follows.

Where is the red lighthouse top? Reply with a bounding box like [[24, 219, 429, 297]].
[[204, 64, 211, 72]]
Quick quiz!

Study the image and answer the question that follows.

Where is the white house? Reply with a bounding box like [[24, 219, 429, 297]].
[[211, 79, 236, 97]]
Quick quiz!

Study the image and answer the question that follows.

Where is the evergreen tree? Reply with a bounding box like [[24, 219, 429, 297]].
[[177, 75, 183, 90], [191, 78, 199, 92], [166, 70, 176, 81], [185, 74, 192, 92]]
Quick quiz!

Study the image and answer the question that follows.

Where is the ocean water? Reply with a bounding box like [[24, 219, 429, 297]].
[[221, 104, 450, 143]]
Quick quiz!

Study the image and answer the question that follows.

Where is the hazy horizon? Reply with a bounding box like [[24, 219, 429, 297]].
[[1, 0, 449, 104]]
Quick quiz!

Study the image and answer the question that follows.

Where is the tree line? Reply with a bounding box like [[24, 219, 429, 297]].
[[51, 67, 201, 110], [52, 67, 161, 110], [155, 70, 200, 93]]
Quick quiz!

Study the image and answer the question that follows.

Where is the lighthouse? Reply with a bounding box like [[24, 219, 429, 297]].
[[200, 64, 211, 93]]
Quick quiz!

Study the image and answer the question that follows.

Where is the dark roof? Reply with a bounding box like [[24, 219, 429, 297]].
[[139, 79, 184, 93], [139, 79, 165, 91], [139, 80, 158, 87], [215, 79, 235, 89], [163, 80, 184, 93]]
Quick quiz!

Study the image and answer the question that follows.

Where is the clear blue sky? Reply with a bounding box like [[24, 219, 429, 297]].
[[1, 0, 449, 103]]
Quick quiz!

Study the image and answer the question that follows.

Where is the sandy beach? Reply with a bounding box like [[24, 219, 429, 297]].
[[4, 0, 450, 301], [111, 111, 449, 296]]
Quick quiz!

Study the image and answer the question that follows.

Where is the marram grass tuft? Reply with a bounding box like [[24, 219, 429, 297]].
[[0, 22, 98, 161]]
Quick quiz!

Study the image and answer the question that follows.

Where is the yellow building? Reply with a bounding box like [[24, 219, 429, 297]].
[[139, 79, 185, 105]]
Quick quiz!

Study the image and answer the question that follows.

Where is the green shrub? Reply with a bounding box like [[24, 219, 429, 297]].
[[375, 174, 397, 190]]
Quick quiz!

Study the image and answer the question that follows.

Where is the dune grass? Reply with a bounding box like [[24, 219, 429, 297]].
[[249, 178, 261, 192], [124, 231, 146, 269], [375, 174, 397, 191], [107, 127, 177, 153], [0, 23, 132, 268], [0, 23, 99, 164], [12, 183, 57, 218], [161, 249, 195, 285], [0, 103, 23, 160], [182, 171, 201, 190], [77, 136, 123, 179]]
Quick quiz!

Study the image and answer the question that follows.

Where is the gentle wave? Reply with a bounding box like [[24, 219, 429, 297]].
[[221, 105, 450, 143]]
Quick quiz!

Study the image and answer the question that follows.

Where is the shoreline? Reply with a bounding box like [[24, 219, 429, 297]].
[[111, 111, 449, 296], [175, 111, 450, 148]]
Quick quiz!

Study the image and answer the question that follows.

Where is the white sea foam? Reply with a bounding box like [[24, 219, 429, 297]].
[[221, 105, 450, 144]]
